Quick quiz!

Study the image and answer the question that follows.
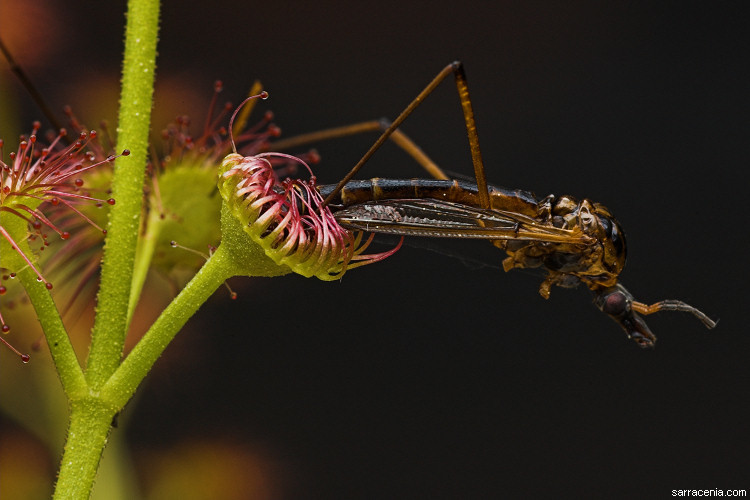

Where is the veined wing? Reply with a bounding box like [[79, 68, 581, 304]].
[[333, 199, 593, 245]]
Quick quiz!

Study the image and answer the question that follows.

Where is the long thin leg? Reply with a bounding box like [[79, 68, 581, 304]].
[[270, 119, 449, 180], [321, 61, 489, 208], [453, 63, 488, 209]]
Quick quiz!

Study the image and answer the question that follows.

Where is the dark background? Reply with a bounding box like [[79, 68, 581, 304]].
[[2, 1, 747, 498]]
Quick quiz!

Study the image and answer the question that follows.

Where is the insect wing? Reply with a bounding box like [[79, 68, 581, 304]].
[[334, 199, 591, 244]]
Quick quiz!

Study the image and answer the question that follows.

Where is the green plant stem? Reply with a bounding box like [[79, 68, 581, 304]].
[[17, 266, 87, 399], [53, 398, 118, 500], [127, 209, 161, 324], [86, 0, 161, 389], [51, 1, 161, 497], [1, 210, 86, 397], [104, 200, 292, 407], [56, 234, 245, 496], [101, 243, 236, 408]]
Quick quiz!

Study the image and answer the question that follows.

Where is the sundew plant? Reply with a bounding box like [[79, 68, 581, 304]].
[[0, 1, 397, 497]]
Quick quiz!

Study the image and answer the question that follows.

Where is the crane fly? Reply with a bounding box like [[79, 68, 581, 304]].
[[311, 61, 715, 348], [2, 35, 716, 348]]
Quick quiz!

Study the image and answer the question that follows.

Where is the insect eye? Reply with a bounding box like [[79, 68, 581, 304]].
[[602, 290, 629, 316], [599, 216, 611, 236], [609, 220, 626, 258], [596, 215, 627, 265]]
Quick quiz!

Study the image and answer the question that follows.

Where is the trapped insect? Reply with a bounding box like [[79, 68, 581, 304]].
[[313, 61, 716, 348]]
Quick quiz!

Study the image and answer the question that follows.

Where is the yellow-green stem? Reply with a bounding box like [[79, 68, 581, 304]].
[[1, 212, 86, 398], [18, 267, 87, 398], [101, 243, 236, 408], [53, 399, 118, 500], [86, 0, 161, 389], [127, 208, 162, 324]]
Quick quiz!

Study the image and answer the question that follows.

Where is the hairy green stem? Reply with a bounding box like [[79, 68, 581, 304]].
[[102, 243, 236, 408], [127, 209, 161, 324], [53, 1, 161, 497], [1, 212, 86, 397], [53, 399, 118, 500], [17, 266, 87, 399], [103, 200, 291, 408], [86, 0, 161, 389], [56, 231, 253, 496]]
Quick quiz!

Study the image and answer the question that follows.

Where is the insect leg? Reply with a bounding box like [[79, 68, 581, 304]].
[[452, 62, 489, 209], [271, 119, 449, 180], [321, 61, 489, 208]]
